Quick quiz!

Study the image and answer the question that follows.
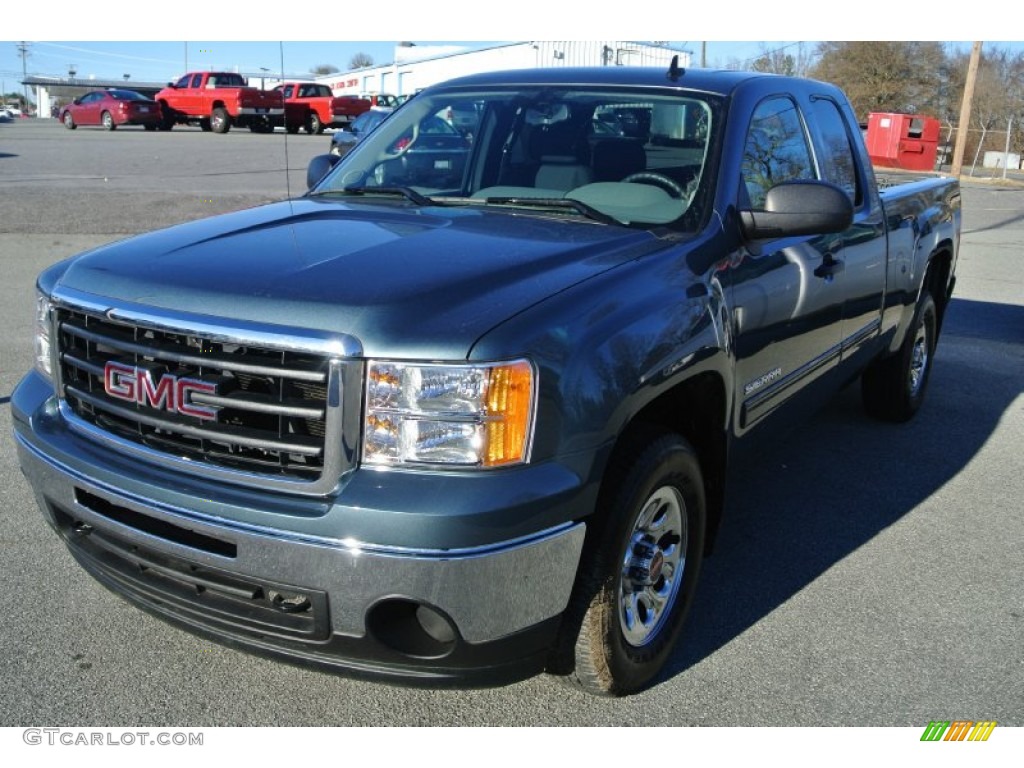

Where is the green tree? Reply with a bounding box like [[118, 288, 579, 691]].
[[309, 64, 340, 76]]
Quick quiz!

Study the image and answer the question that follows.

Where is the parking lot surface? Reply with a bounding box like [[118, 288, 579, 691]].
[[1, 120, 1021, 726]]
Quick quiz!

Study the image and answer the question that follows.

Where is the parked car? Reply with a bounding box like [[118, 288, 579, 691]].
[[2, 103, 23, 118], [329, 107, 393, 157], [60, 90, 162, 131]]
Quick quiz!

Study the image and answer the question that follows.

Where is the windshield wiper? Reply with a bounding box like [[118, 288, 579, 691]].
[[339, 185, 437, 206], [484, 196, 621, 226]]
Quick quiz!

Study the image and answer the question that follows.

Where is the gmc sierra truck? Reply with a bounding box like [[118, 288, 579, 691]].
[[156, 72, 284, 133], [14, 65, 959, 696]]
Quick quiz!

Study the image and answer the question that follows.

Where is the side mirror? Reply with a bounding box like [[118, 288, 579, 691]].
[[306, 154, 340, 190], [740, 180, 853, 240]]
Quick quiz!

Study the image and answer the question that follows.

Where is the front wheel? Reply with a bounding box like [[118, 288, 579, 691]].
[[862, 290, 937, 422], [554, 429, 705, 696], [63, 112, 76, 130]]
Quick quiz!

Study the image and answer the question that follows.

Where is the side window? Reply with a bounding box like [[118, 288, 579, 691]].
[[283, 86, 294, 98], [175, 75, 191, 89], [191, 74, 204, 88], [808, 97, 861, 206], [741, 97, 815, 209]]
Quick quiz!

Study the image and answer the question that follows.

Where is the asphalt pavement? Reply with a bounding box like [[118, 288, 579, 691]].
[[0, 120, 1021, 728]]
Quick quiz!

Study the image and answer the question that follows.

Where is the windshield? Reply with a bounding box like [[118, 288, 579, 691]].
[[311, 84, 721, 230]]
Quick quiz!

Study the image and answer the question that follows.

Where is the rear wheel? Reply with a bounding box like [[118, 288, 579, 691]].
[[101, 111, 115, 131], [862, 290, 937, 422], [63, 112, 76, 130], [211, 107, 230, 133], [306, 112, 323, 134], [553, 429, 705, 696]]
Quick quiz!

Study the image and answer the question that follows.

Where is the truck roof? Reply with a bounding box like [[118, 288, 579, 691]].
[[428, 66, 778, 95]]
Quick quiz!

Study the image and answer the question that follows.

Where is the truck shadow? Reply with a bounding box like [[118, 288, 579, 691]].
[[661, 296, 1024, 681]]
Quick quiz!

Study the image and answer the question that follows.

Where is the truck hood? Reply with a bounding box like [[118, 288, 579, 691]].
[[52, 197, 667, 358]]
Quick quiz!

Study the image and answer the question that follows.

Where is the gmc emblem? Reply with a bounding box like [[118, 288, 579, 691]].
[[103, 361, 219, 421]]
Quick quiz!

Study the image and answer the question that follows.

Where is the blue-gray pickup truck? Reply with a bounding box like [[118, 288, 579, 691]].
[[13, 64, 960, 696]]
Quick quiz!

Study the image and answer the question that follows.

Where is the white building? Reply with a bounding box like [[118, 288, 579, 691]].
[[318, 42, 693, 99]]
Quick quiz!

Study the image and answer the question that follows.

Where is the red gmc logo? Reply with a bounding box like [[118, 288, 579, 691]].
[[103, 361, 219, 421]]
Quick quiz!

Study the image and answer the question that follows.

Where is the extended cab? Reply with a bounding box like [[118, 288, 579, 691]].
[[14, 67, 959, 696], [155, 72, 284, 133]]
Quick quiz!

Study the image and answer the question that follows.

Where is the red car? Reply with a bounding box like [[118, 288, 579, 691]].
[[60, 89, 162, 131]]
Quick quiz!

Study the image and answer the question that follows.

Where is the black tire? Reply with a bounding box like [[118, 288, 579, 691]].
[[862, 290, 937, 422], [211, 107, 230, 134], [199, 118, 212, 132], [143, 124, 157, 131], [101, 111, 116, 131], [553, 429, 706, 696], [158, 104, 175, 131], [63, 112, 76, 130], [306, 111, 323, 135]]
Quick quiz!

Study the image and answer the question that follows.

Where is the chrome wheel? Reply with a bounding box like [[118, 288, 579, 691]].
[[908, 323, 929, 398], [619, 485, 687, 647]]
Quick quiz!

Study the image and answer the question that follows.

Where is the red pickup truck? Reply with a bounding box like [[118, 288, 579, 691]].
[[277, 82, 371, 134], [155, 72, 284, 134]]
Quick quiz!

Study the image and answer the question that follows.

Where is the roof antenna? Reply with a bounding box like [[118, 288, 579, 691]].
[[666, 54, 684, 82]]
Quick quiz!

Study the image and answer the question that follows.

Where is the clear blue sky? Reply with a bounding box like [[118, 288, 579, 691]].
[[0, 41, 814, 84], [3, 2, 1020, 95]]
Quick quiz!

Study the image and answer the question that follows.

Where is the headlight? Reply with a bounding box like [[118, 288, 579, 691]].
[[364, 360, 535, 468], [34, 294, 53, 379]]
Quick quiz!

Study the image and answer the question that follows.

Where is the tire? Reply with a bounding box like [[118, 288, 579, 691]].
[[862, 290, 937, 422], [306, 112, 323, 135], [158, 104, 175, 131], [143, 124, 157, 131], [63, 112, 76, 130], [554, 429, 706, 696], [199, 118, 212, 132], [211, 107, 230, 134], [101, 111, 116, 131]]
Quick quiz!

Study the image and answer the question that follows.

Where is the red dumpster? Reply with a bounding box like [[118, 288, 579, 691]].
[[866, 112, 941, 171]]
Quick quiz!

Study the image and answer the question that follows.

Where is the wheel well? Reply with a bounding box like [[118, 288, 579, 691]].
[[925, 244, 954, 332], [602, 372, 727, 556]]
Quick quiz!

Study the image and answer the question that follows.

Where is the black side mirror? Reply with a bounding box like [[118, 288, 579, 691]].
[[740, 180, 853, 240], [306, 154, 340, 190]]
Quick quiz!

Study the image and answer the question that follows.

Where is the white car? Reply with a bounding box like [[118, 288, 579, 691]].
[[2, 104, 22, 117]]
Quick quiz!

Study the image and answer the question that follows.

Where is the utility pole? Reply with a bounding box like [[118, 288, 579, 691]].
[[951, 41, 983, 177], [701, 42, 706, 68], [17, 41, 30, 110]]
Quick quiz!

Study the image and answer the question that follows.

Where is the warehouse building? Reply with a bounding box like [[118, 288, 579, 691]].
[[316, 42, 693, 100]]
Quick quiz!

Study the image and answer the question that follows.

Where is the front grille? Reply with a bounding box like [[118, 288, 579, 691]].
[[56, 306, 339, 484]]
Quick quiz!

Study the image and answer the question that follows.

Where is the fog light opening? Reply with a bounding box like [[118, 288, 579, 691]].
[[367, 598, 459, 659]]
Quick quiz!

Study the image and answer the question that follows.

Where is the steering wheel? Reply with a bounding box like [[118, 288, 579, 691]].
[[621, 172, 687, 199]]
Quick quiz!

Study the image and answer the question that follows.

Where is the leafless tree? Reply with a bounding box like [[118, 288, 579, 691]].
[[348, 53, 374, 70], [309, 64, 340, 76]]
